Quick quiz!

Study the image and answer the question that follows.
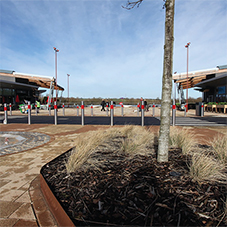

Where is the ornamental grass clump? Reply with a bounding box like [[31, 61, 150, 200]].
[[66, 126, 154, 174], [120, 125, 154, 156], [66, 130, 106, 173], [169, 127, 196, 154], [189, 152, 227, 184], [209, 134, 227, 164]]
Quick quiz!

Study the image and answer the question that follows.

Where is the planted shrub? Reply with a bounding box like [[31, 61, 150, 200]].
[[189, 152, 227, 184], [169, 127, 196, 154], [209, 134, 227, 164]]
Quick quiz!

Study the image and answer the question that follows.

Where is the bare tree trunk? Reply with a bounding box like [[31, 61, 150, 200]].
[[157, 0, 175, 162]]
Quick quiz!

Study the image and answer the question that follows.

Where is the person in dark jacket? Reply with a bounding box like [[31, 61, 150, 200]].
[[144, 99, 149, 111], [101, 99, 106, 111]]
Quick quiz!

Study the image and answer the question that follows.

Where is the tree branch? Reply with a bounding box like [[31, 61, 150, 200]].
[[122, 0, 144, 10], [122, 0, 167, 10]]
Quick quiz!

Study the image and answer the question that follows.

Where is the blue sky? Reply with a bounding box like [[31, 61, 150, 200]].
[[1, 0, 226, 99]]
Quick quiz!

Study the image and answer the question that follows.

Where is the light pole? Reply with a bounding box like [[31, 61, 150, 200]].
[[185, 42, 190, 112], [67, 74, 70, 107], [53, 47, 59, 103]]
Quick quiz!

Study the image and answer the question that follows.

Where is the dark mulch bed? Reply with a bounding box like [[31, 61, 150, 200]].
[[41, 146, 227, 227]]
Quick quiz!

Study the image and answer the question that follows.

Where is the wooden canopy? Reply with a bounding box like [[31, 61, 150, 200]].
[[0, 71, 64, 91], [174, 75, 207, 89], [173, 67, 227, 89]]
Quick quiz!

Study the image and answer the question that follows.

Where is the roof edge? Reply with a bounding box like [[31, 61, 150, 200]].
[[14, 72, 54, 80], [217, 65, 227, 70], [0, 69, 15, 74]]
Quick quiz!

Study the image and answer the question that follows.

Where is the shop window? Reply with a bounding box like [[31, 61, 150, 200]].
[[3, 88, 14, 96], [17, 90, 27, 94], [216, 86, 226, 102], [218, 86, 226, 95]]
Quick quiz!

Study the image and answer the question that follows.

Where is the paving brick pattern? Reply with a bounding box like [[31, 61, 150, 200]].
[[0, 122, 225, 227], [0, 132, 50, 156], [0, 125, 83, 227]]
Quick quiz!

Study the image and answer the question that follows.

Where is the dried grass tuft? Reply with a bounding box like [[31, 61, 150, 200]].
[[66, 130, 107, 173], [209, 134, 227, 164], [189, 152, 227, 184], [169, 127, 196, 154], [66, 126, 154, 173], [121, 126, 154, 155]]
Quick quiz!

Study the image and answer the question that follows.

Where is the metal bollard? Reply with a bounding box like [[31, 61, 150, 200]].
[[35, 104, 38, 116], [141, 100, 144, 126], [3, 103, 7, 124], [81, 101, 84, 126], [106, 104, 109, 116], [28, 101, 31, 125], [137, 103, 140, 117], [201, 102, 204, 117], [110, 101, 114, 126], [91, 104, 93, 116], [9, 103, 12, 116], [121, 104, 124, 116], [152, 103, 155, 117], [184, 104, 187, 117], [49, 104, 51, 116], [54, 101, 57, 125], [172, 104, 176, 126], [62, 103, 65, 116], [77, 105, 79, 116]]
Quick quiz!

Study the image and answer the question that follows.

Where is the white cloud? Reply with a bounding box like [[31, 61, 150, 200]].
[[1, 0, 226, 99]]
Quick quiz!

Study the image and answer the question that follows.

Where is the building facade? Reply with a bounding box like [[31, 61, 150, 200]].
[[0, 70, 64, 108], [173, 65, 227, 103]]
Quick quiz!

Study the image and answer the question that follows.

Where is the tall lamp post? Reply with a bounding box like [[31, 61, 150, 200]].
[[185, 42, 190, 112], [53, 47, 59, 103], [67, 74, 70, 107]]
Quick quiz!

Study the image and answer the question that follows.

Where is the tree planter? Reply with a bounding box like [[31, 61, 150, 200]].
[[205, 104, 216, 112], [216, 105, 227, 113], [30, 145, 227, 227]]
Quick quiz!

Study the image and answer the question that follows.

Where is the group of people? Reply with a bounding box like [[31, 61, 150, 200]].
[[100, 98, 149, 112]]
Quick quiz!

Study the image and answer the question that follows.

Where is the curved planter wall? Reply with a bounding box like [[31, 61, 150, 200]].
[[36, 148, 75, 227], [40, 174, 75, 227]]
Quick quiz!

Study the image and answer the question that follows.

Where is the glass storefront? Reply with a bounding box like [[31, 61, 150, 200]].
[[0, 88, 15, 105], [216, 86, 226, 102]]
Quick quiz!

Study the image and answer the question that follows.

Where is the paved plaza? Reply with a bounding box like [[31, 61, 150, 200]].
[[0, 107, 226, 226]]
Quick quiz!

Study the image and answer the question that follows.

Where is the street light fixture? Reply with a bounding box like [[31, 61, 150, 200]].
[[185, 42, 190, 112], [53, 47, 59, 103], [67, 74, 70, 107]]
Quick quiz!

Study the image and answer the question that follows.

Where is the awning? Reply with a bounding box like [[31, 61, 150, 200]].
[[195, 74, 227, 88], [0, 79, 40, 89], [0, 71, 64, 91], [175, 75, 207, 89], [173, 66, 227, 90]]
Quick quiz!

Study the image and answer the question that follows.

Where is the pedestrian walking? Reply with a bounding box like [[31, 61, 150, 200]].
[[144, 99, 149, 111], [36, 100, 40, 113], [101, 99, 106, 111]]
